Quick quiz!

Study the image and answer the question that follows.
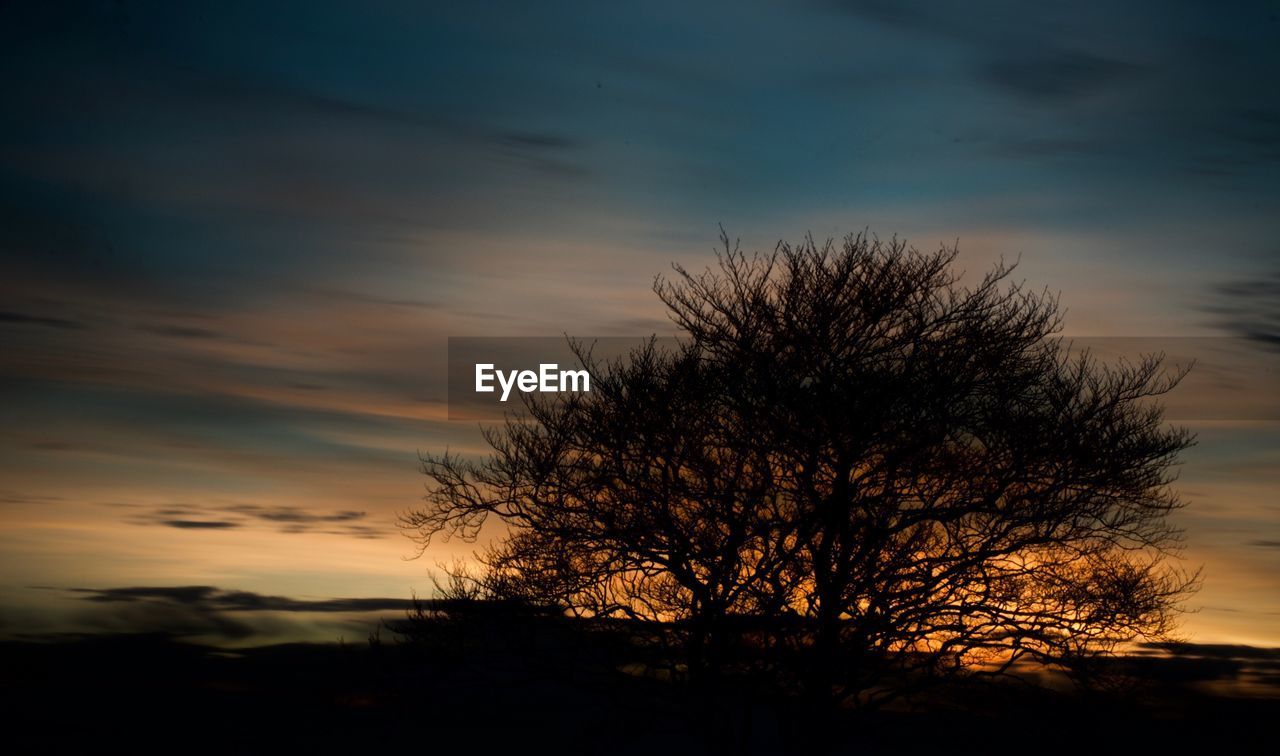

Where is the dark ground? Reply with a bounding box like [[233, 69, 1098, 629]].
[[2, 611, 1278, 754]]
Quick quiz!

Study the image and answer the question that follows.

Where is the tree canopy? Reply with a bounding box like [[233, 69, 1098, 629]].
[[402, 230, 1198, 707]]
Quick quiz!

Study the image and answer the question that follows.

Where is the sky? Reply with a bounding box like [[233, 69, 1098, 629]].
[[1, 0, 1278, 646]]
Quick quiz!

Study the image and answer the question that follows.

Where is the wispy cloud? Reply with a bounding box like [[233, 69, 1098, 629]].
[[1205, 272, 1280, 351], [980, 49, 1138, 102], [48, 585, 416, 642], [120, 502, 384, 539], [69, 585, 415, 613], [0, 310, 86, 329]]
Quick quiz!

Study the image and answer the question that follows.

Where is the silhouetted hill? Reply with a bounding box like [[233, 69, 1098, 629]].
[[2, 614, 1277, 754]]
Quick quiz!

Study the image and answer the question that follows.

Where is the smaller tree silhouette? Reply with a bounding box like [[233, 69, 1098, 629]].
[[402, 229, 1198, 709]]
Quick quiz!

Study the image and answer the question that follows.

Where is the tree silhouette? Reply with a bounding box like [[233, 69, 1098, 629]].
[[406, 339, 790, 687], [402, 230, 1198, 710]]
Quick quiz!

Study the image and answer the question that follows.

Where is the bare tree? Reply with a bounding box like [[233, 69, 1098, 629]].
[[656, 231, 1198, 706], [404, 338, 791, 685], [402, 229, 1198, 709]]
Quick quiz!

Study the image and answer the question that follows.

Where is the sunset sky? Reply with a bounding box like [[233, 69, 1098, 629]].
[[1, 1, 1278, 646]]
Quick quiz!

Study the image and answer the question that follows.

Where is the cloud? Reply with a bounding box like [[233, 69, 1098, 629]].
[[988, 137, 1108, 160], [74, 597, 257, 640], [304, 287, 437, 311], [825, 0, 998, 40], [1204, 272, 1280, 351], [69, 586, 415, 613], [225, 504, 365, 524], [1143, 642, 1280, 661], [488, 129, 590, 178], [498, 131, 581, 151], [136, 324, 224, 340], [0, 310, 86, 329], [121, 502, 384, 538], [58, 584, 411, 642], [159, 519, 241, 530], [0, 491, 65, 505], [1126, 642, 1280, 695], [980, 49, 1137, 102]]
